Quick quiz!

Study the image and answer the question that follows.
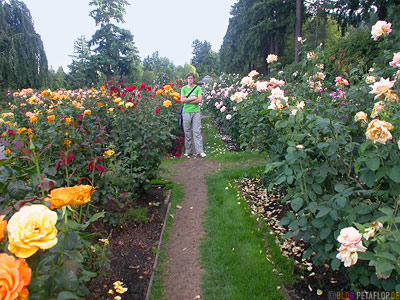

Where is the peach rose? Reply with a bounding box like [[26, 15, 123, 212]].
[[47, 115, 55, 123], [365, 119, 393, 144], [0, 253, 31, 300], [7, 205, 58, 258], [336, 227, 367, 267], [370, 101, 385, 118], [369, 78, 395, 99], [354, 111, 368, 122], [45, 185, 95, 209], [266, 54, 278, 64], [371, 20, 392, 41]]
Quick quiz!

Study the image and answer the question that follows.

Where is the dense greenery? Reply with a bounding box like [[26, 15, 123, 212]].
[[0, 0, 48, 91]]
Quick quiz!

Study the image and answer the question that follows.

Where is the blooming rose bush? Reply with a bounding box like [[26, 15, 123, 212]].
[[0, 78, 183, 297], [203, 20, 400, 290]]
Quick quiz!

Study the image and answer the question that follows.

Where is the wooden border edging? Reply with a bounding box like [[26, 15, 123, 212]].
[[145, 189, 172, 300]]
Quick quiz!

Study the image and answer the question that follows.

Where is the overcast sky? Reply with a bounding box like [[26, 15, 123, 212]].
[[22, 0, 236, 71]]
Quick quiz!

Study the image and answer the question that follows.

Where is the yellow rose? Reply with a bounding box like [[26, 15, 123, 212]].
[[84, 110, 91, 116], [113, 98, 121, 103], [370, 101, 385, 118], [45, 185, 95, 209], [354, 111, 368, 122], [104, 150, 115, 157], [163, 100, 172, 108], [365, 119, 393, 144], [17, 128, 27, 135], [97, 102, 105, 107], [125, 102, 134, 108], [108, 108, 115, 113], [7, 205, 58, 258]]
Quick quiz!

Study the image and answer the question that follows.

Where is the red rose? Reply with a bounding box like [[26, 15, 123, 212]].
[[155, 108, 160, 114]]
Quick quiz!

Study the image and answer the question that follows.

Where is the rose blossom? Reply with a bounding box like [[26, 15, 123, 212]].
[[370, 101, 385, 118], [336, 227, 367, 267], [369, 77, 395, 99], [354, 111, 368, 122], [266, 54, 278, 64], [7, 205, 58, 258], [45, 185, 95, 209], [371, 20, 392, 41], [226, 114, 232, 120], [0, 253, 31, 299], [365, 119, 393, 144], [389, 52, 400, 69]]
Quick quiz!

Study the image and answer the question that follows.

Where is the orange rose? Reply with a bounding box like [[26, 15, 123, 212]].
[[29, 115, 38, 123], [0, 215, 7, 243], [156, 89, 164, 95], [45, 185, 95, 209], [47, 115, 55, 123], [64, 117, 72, 123], [0, 253, 32, 300], [83, 110, 91, 116]]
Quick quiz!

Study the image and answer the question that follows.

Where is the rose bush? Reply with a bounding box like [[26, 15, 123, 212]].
[[203, 20, 400, 291]]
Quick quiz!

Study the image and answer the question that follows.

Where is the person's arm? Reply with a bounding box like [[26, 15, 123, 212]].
[[183, 93, 202, 104]]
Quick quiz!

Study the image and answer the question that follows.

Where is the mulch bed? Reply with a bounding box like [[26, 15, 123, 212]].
[[87, 185, 169, 300]]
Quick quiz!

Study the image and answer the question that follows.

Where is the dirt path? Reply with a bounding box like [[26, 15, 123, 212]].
[[162, 157, 221, 300]]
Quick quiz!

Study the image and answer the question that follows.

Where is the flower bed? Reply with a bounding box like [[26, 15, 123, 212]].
[[0, 79, 183, 298]]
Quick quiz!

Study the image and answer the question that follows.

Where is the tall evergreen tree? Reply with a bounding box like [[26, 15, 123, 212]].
[[191, 39, 218, 78], [0, 0, 48, 90], [67, 36, 97, 89], [89, 0, 140, 82]]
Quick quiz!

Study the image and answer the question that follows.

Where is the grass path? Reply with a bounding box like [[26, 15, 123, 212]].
[[149, 116, 294, 300]]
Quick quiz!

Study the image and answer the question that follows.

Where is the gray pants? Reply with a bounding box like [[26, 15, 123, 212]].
[[182, 112, 204, 155]]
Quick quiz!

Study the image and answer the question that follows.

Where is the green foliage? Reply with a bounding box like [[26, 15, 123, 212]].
[[0, 0, 48, 90], [89, 0, 141, 82], [191, 39, 218, 78], [205, 24, 400, 290]]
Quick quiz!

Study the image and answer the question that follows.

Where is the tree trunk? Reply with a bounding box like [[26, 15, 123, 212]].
[[295, 0, 303, 63]]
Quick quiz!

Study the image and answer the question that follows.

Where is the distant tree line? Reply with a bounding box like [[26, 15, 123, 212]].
[[3, 0, 399, 92], [219, 0, 400, 74], [0, 0, 216, 92]]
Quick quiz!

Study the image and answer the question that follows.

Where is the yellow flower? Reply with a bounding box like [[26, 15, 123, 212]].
[[354, 111, 368, 122], [30, 115, 38, 123], [97, 102, 105, 107], [47, 115, 55, 123], [45, 185, 95, 209], [104, 150, 115, 157], [163, 100, 172, 108], [7, 204, 58, 258], [84, 110, 91, 116], [365, 119, 393, 144], [118, 101, 125, 106], [385, 90, 399, 102], [163, 85, 172, 90], [125, 102, 134, 108], [370, 101, 385, 118], [113, 98, 122, 103], [108, 108, 115, 113], [17, 128, 27, 135]]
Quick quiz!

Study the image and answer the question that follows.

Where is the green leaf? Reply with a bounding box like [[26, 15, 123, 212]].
[[0, 167, 11, 184], [316, 207, 330, 218], [365, 157, 380, 171], [375, 252, 397, 262], [325, 243, 333, 252], [65, 251, 84, 263], [320, 228, 331, 240], [55, 269, 79, 291], [7, 181, 28, 200], [387, 166, 400, 183], [57, 291, 79, 300], [375, 260, 395, 275], [311, 184, 322, 194], [331, 258, 340, 270], [291, 197, 303, 212]]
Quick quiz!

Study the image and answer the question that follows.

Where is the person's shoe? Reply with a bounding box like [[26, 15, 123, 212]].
[[200, 152, 207, 158], [184, 153, 190, 158]]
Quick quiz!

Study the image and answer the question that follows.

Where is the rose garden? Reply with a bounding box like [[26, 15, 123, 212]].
[[1, 0, 400, 299]]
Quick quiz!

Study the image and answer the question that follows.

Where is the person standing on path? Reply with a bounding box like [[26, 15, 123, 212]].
[[181, 73, 206, 158]]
